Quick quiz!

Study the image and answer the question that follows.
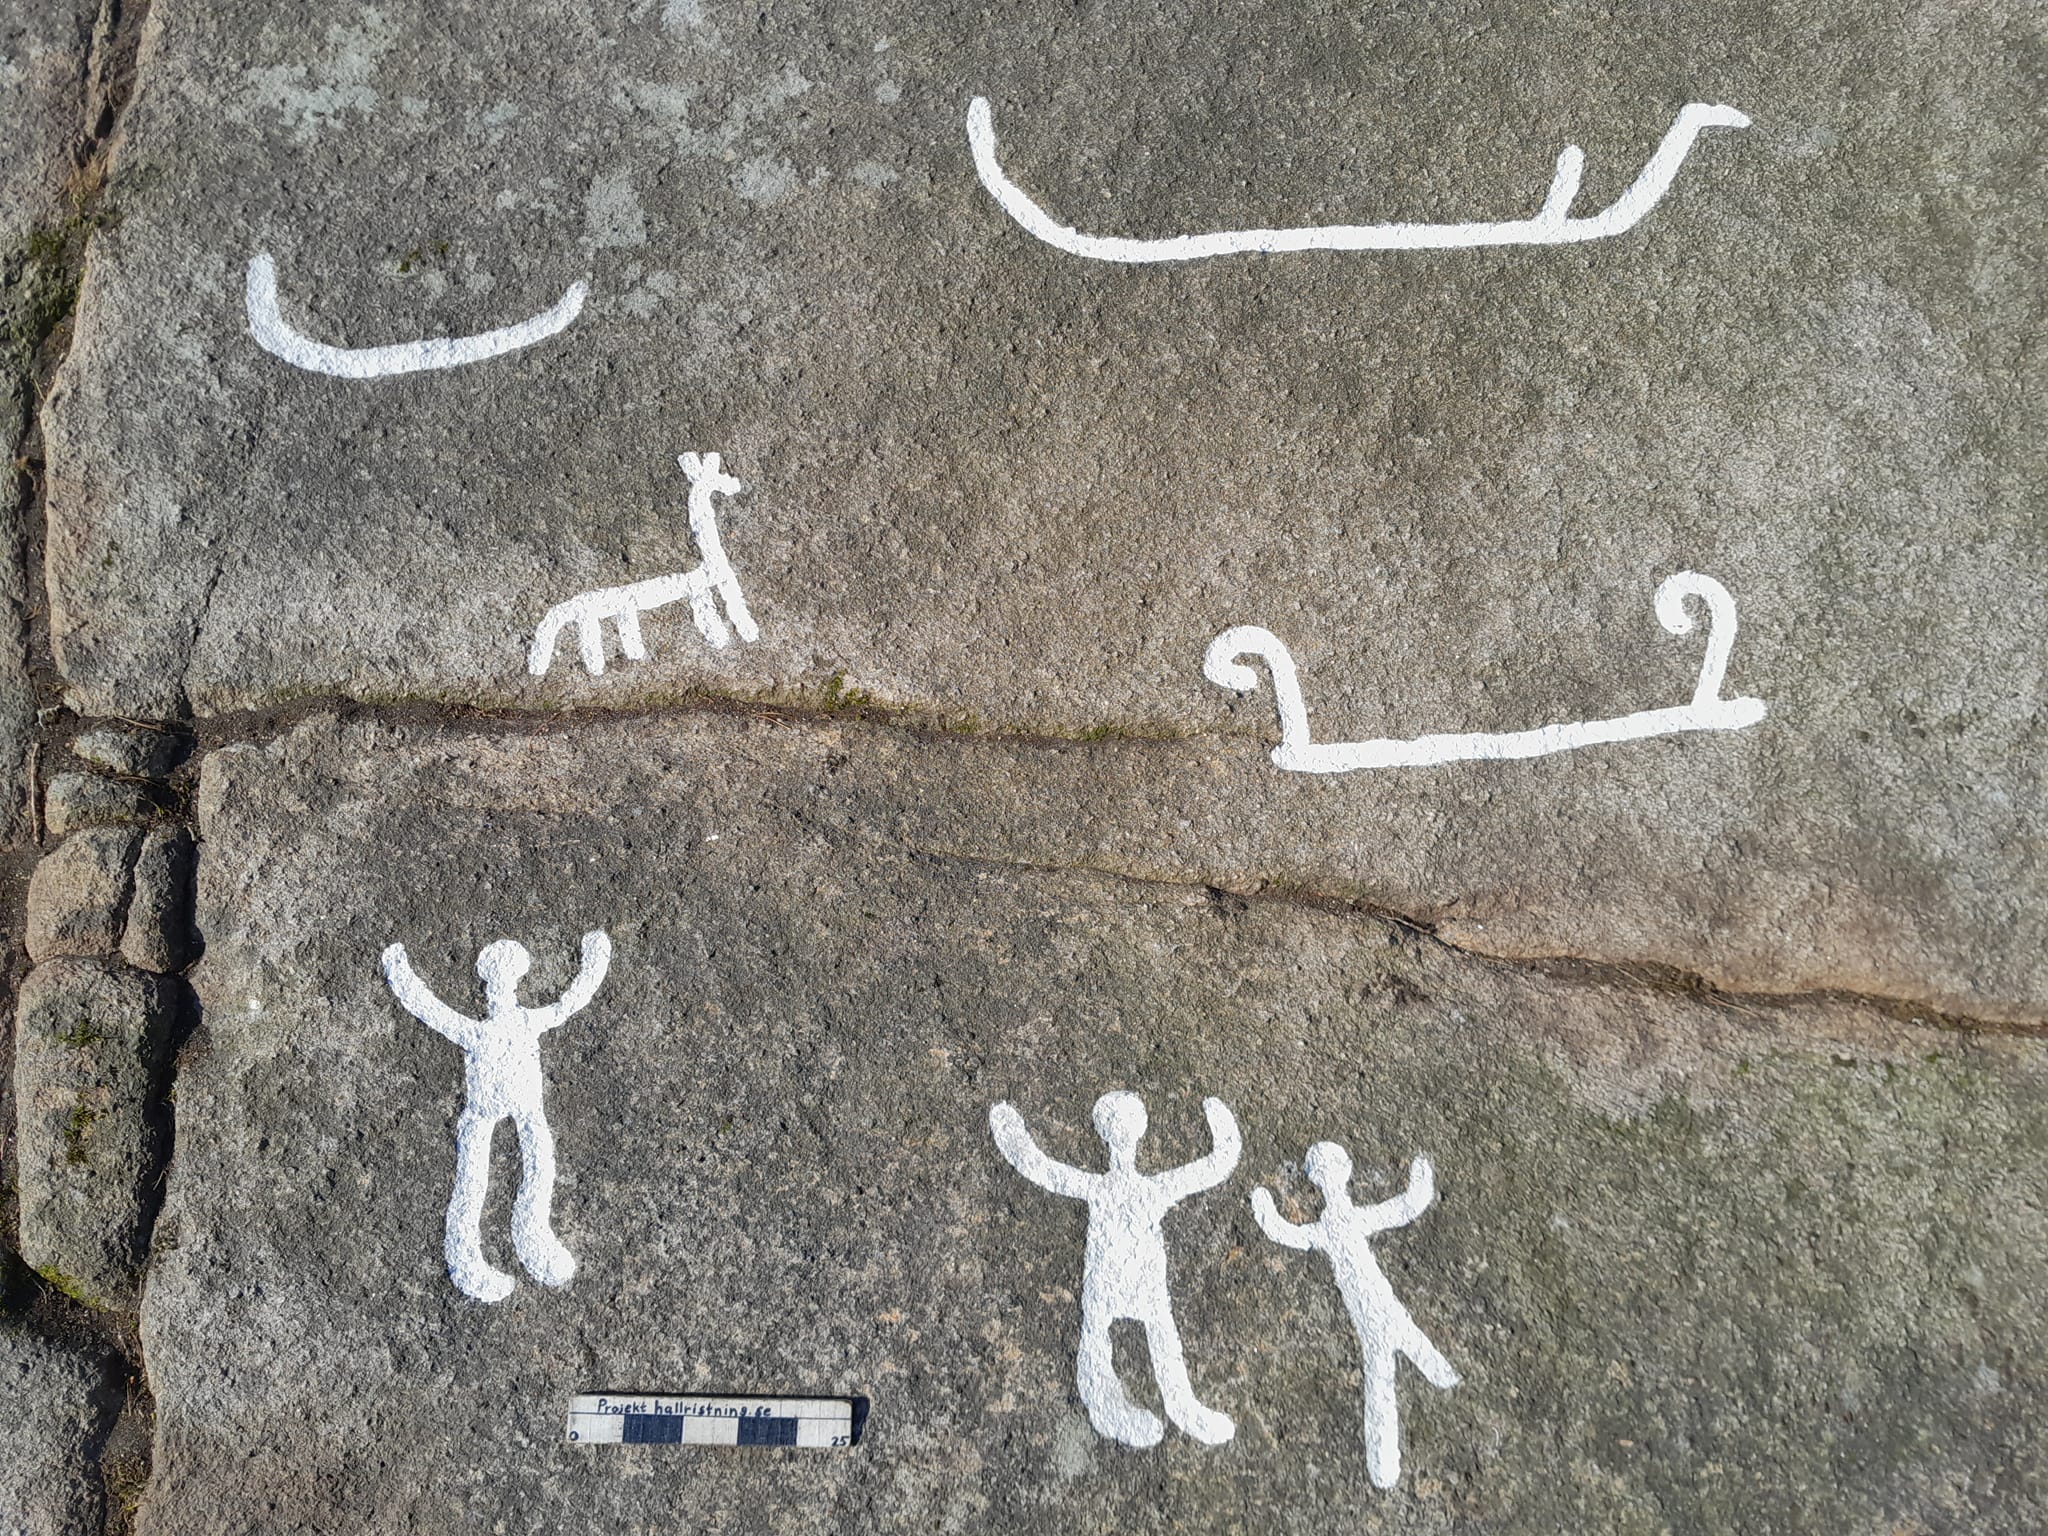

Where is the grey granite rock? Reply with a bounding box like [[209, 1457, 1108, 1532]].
[[137, 713, 2046, 1535], [25, 823, 143, 961], [0, 1, 93, 243], [74, 724, 189, 781], [0, 1323, 115, 1536], [122, 823, 199, 974], [0, 0, 98, 844], [38, 0, 2048, 1024], [14, 956, 178, 1307], [45, 768, 172, 836]]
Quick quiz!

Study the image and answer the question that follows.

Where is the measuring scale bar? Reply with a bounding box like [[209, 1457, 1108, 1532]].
[[566, 1393, 865, 1449]]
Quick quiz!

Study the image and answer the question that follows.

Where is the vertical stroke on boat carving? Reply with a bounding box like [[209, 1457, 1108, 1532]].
[[968, 98, 1748, 262], [1205, 572, 1767, 772]]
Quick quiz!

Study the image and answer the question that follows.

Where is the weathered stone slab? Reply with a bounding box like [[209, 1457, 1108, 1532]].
[[123, 824, 200, 974], [0, 1, 92, 242], [39, 1, 2048, 1022], [45, 766, 174, 836], [0, 1323, 116, 1536], [26, 822, 143, 960], [15, 956, 179, 1306], [1, 0, 97, 841], [143, 713, 2046, 1534]]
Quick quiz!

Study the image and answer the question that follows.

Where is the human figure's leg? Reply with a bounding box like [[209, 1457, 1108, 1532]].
[[1362, 1345, 1401, 1488], [1400, 1325, 1460, 1391], [445, 1109, 515, 1302], [1144, 1304, 1234, 1445], [1075, 1308, 1164, 1447], [511, 1107, 576, 1286]]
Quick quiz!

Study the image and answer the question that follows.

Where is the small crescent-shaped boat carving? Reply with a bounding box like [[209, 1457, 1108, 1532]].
[[246, 253, 588, 379]]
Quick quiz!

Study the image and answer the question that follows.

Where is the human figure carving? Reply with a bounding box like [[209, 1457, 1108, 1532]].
[[989, 1092, 1241, 1446], [529, 451, 759, 677], [381, 931, 611, 1302], [1252, 1144, 1460, 1487]]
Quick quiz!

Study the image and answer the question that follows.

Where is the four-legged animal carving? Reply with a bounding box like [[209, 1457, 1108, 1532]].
[[529, 451, 759, 677]]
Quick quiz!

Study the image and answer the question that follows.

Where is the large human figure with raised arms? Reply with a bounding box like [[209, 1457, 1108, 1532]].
[[989, 1091, 1241, 1447], [381, 931, 611, 1303], [1252, 1142, 1460, 1487]]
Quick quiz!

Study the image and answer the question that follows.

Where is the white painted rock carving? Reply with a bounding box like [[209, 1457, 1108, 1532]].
[[1206, 571, 1766, 772], [381, 931, 611, 1303], [1252, 1144, 1460, 1488], [529, 451, 760, 678], [968, 97, 1748, 262], [989, 1092, 1241, 1447], [246, 253, 587, 378]]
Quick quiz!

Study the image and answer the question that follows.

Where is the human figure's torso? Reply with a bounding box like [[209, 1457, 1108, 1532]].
[[1084, 1171, 1174, 1317], [462, 1013, 548, 1117]]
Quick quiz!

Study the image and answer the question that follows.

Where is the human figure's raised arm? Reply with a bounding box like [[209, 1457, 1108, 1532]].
[[988, 1103, 1094, 1199], [381, 943, 479, 1047], [1250, 1187, 1317, 1251], [533, 930, 612, 1031], [1359, 1155, 1437, 1233], [1159, 1098, 1242, 1201]]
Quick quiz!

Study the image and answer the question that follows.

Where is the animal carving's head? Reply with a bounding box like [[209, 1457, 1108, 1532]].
[[678, 450, 744, 500]]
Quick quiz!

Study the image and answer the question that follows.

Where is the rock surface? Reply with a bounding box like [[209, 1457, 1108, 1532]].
[[37, 0, 2048, 1023], [14, 957, 178, 1306], [122, 825, 199, 974], [26, 823, 143, 961], [138, 713, 2046, 1535], [0, 1323, 116, 1536]]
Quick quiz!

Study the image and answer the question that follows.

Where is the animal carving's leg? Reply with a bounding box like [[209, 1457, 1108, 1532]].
[[511, 1107, 576, 1286], [612, 606, 649, 664], [684, 576, 732, 649], [445, 1108, 515, 1302], [577, 614, 608, 676], [1076, 1309, 1163, 1447], [713, 569, 759, 644], [1145, 1306, 1235, 1445]]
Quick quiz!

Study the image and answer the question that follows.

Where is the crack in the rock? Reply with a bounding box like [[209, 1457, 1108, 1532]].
[[3, 5, 163, 1534]]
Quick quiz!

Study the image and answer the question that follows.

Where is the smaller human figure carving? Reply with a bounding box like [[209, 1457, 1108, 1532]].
[[528, 451, 759, 677], [1252, 1143, 1460, 1487], [381, 931, 611, 1302], [989, 1092, 1241, 1447]]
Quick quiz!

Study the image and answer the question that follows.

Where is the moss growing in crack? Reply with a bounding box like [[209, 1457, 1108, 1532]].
[[64, 1098, 100, 1164], [3, 211, 101, 380], [35, 1265, 107, 1309], [820, 671, 874, 712]]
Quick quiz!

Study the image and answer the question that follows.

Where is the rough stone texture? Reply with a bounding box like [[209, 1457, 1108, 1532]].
[[138, 713, 2047, 1535], [38, 0, 2047, 1023], [123, 823, 199, 974], [0, 1322, 115, 1536], [0, 1, 92, 242], [25, 822, 143, 960], [15, 956, 178, 1307], [0, 0, 98, 842], [74, 723, 189, 780], [45, 766, 171, 836]]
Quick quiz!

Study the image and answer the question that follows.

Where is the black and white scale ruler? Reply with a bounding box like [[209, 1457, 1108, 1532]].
[[565, 1393, 866, 1449]]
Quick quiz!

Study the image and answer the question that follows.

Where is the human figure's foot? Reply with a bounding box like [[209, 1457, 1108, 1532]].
[[519, 1232, 577, 1287], [450, 1253, 515, 1303]]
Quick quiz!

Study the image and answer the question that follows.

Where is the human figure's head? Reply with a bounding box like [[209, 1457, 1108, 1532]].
[[477, 940, 533, 1013], [1304, 1141, 1353, 1202], [1092, 1091, 1148, 1167]]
